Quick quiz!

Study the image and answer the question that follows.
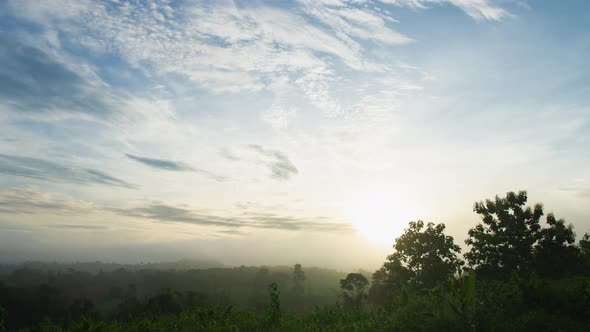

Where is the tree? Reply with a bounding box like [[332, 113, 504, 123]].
[[579, 233, 590, 275], [292, 264, 305, 295], [267, 282, 281, 325], [534, 213, 580, 278], [379, 220, 463, 291], [340, 273, 369, 309], [465, 191, 543, 279]]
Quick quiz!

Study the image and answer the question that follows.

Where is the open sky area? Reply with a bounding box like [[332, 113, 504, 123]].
[[1, 0, 589, 270]]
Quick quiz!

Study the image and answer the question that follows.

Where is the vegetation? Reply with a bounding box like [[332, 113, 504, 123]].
[[1, 190, 589, 331]]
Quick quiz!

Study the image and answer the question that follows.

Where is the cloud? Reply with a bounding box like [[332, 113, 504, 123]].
[[113, 202, 351, 233], [126, 153, 228, 181], [0, 34, 121, 118], [381, 0, 510, 21], [1, 0, 436, 95], [298, 0, 414, 45], [126, 154, 193, 172], [248, 145, 299, 181], [50, 224, 108, 230], [0, 188, 94, 215], [113, 204, 244, 228], [261, 104, 297, 131], [2, 0, 511, 126], [0, 154, 136, 189], [0, 187, 349, 233], [559, 185, 590, 199]]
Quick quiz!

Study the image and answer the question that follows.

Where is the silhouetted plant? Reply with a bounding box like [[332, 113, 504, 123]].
[[267, 282, 281, 326], [534, 213, 580, 278], [465, 191, 543, 279], [441, 270, 478, 331], [340, 273, 369, 309], [292, 263, 306, 295], [377, 220, 463, 294]]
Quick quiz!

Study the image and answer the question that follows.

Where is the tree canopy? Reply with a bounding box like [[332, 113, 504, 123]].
[[380, 220, 463, 291], [465, 191, 543, 278], [465, 190, 583, 279], [340, 273, 369, 309]]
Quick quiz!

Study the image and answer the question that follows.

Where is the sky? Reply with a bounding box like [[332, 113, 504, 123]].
[[1, 0, 589, 270]]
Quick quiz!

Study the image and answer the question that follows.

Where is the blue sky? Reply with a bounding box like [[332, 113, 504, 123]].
[[0, 0, 589, 269]]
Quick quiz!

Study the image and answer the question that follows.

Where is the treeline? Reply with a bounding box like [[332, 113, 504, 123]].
[[0, 264, 345, 330], [0, 259, 224, 276], [1, 190, 590, 331]]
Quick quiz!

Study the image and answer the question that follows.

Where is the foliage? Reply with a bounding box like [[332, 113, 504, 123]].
[[267, 282, 281, 326], [339, 273, 369, 309], [465, 191, 543, 278], [534, 213, 580, 278], [580, 233, 590, 274], [380, 220, 463, 291], [292, 264, 306, 295]]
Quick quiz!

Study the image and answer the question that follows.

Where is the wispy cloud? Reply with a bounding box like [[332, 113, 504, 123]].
[[126, 154, 194, 172], [248, 145, 299, 181], [0, 188, 94, 215], [0, 154, 136, 189], [0, 187, 350, 234], [113, 204, 245, 228], [126, 153, 228, 181], [113, 202, 351, 232], [0, 33, 122, 119], [4, 0, 508, 105], [50, 224, 108, 230], [381, 0, 510, 21]]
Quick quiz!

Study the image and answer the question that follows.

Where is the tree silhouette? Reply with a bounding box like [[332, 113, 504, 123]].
[[340, 273, 369, 309], [534, 213, 580, 278], [292, 264, 305, 295], [465, 191, 542, 279], [579, 233, 590, 275], [379, 220, 463, 291]]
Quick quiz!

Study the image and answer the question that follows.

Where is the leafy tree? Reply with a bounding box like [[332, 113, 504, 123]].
[[378, 220, 463, 292], [533, 213, 580, 278], [340, 273, 369, 309], [465, 191, 543, 279]]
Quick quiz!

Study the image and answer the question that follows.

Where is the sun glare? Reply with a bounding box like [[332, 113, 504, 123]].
[[349, 191, 421, 246]]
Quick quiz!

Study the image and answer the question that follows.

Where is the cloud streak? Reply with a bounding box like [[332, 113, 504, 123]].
[[112, 202, 351, 233], [0, 187, 351, 233], [126, 154, 193, 172], [0, 154, 136, 189], [382, 0, 510, 21], [0, 34, 122, 119], [126, 153, 228, 181], [50, 224, 108, 230], [248, 145, 299, 181], [0, 188, 94, 215]]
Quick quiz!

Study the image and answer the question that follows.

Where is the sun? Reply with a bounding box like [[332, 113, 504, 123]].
[[348, 191, 420, 246]]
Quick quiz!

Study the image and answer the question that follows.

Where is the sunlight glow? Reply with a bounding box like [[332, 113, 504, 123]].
[[348, 191, 421, 247]]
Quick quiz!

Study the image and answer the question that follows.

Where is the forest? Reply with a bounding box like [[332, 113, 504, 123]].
[[1, 190, 589, 331]]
